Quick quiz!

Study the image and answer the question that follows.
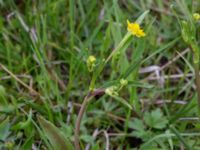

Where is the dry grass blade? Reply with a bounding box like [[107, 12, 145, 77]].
[[0, 63, 38, 96]]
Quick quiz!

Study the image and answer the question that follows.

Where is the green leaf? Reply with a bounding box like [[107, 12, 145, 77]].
[[0, 104, 15, 113], [165, 130, 173, 150], [0, 85, 6, 97], [91, 143, 100, 150], [128, 81, 154, 89], [12, 110, 32, 130], [121, 59, 141, 79], [136, 10, 150, 24], [37, 115, 74, 150], [0, 85, 7, 105], [130, 128, 152, 142], [0, 117, 10, 141], [128, 118, 152, 141], [128, 118, 145, 131], [144, 108, 168, 129], [80, 134, 94, 144], [110, 95, 132, 109], [142, 37, 180, 64], [21, 136, 34, 150]]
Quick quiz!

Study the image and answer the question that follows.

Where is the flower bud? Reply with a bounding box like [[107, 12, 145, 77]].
[[193, 13, 200, 21], [87, 55, 96, 72], [105, 86, 118, 96], [120, 78, 128, 86]]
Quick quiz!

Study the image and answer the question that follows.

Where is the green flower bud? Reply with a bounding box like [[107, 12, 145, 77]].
[[87, 55, 96, 72], [193, 13, 200, 21], [105, 86, 118, 96], [120, 78, 128, 86]]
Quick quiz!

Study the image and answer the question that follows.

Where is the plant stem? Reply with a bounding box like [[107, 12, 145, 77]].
[[74, 89, 105, 150], [194, 62, 200, 109], [169, 125, 192, 150], [74, 95, 90, 150]]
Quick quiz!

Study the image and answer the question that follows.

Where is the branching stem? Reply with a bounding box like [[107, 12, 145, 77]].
[[194, 62, 200, 109], [74, 89, 105, 150]]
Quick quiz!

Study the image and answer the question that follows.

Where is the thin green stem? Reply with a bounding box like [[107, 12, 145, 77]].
[[89, 32, 131, 90], [170, 125, 192, 150], [194, 62, 200, 110]]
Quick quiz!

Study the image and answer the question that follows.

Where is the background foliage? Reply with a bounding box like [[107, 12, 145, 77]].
[[0, 0, 200, 149]]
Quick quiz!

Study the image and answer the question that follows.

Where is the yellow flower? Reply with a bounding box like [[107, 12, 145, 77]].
[[193, 13, 200, 21], [127, 20, 146, 37]]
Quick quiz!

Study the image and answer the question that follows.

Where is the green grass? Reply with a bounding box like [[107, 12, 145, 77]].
[[0, 0, 200, 149]]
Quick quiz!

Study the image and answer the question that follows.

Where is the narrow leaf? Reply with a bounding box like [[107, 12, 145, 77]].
[[37, 115, 74, 150]]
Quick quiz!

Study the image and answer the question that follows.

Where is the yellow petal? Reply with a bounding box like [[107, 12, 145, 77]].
[[127, 20, 146, 38]]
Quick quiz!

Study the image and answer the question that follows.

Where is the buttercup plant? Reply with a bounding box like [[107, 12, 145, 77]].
[[89, 11, 148, 91], [3, 1, 200, 149], [74, 11, 148, 150]]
